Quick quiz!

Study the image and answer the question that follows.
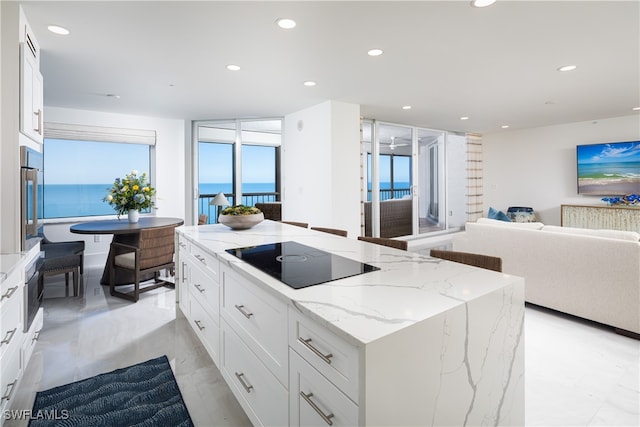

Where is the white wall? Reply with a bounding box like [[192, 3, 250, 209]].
[[283, 101, 361, 237], [43, 106, 186, 267], [483, 115, 640, 225]]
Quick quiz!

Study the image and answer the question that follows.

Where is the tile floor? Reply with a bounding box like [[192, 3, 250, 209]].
[[6, 265, 639, 426]]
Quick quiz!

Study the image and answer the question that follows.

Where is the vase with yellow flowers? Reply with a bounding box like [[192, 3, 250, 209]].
[[103, 170, 156, 222]]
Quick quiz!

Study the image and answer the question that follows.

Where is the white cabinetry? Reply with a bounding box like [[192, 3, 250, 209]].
[[0, 265, 24, 420], [0, 247, 41, 426], [19, 27, 44, 145], [178, 238, 221, 365]]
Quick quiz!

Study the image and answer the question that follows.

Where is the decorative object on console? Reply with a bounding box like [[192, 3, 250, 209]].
[[601, 193, 639, 206], [507, 206, 536, 222], [488, 206, 511, 222], [103, 170, 156, 221], [219, 205, 264, 230]]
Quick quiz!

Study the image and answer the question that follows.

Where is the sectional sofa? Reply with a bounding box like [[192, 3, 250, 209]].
[[452, 218, 640, 336]]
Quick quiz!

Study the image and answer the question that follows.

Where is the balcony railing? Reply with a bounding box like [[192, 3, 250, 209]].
[[198, 192, 279, 224], [367, 188, 411, 201]]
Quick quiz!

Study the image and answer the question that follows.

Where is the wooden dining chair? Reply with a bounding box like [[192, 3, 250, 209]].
[[429, 249, 502, 272], [281, 221, 309, 228], [310, 226, 348, 237], [357, 236, 408, 251], [109, 225, 177, 302]]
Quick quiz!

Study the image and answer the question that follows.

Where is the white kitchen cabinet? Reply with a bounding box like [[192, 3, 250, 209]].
[[176, 223, 525, 427], [221, 320, 288, 427], [289, 350, 358, 427], [19, 35, 44, 145]]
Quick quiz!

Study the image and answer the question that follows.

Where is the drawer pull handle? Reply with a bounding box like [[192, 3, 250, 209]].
[[1, 380, 17, 402], [235, 372, 254, 393], [235, 304, 253, 319], [298, 337, 333, 364], [181, 262, 188, 283], [194, 254, 207, 264], [32, 330, 41, 343], [194, 320, 205, 331], [300, 391, 334, 425], [1, 328, 17, 346], [194, 284, 206, 293], [1, 286, 18, 301], [179, 242, 187, 248]]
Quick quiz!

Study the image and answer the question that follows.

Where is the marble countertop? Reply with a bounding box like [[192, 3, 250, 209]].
[[0, 253, 26, 282], [177, 220, 523, 346]]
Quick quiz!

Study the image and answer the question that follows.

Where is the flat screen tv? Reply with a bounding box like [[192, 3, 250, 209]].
[[576, 140, 640, 195]]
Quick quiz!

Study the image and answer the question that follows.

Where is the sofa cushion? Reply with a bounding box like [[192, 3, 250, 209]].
[[542, 225, 640, 242], [477, 217, 545, 230], [487, 207, 511, 222]]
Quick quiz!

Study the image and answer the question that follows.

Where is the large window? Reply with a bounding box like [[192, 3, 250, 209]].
[[43, 138, 151, 218], [196, 119, 281, 224]]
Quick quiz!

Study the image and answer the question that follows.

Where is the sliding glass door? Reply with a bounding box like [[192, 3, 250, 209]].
[[364, 120, 467, 238]]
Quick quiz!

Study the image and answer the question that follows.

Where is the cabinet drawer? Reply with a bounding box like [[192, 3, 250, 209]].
[[189, 259, 220, 316], [0, 293, 22, 359], [189, 242, 219, 283], [290, 350, 359, 427], [221, 267, 288, 386], [221, 321, 288, 427], [0, 344, 22, 415], [189, 296, 220, 366], [23, 308, 43, 368], [1, 271, 22, 312], [289, 308, 360, 402]]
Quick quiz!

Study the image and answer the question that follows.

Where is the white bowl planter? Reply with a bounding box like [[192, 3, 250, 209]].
[[219, 212, 264, 230]]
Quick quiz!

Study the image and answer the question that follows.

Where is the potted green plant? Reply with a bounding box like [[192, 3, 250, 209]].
[[218, 205, 264, 229]]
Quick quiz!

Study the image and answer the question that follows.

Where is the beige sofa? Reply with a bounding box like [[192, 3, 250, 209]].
[[453, 218, 640, 335]]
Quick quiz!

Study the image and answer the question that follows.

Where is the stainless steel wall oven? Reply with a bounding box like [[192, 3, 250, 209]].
[[20, 146, 43, 251]]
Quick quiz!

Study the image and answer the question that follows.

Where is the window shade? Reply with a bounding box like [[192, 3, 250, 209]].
[[44, 122, 156, 145]]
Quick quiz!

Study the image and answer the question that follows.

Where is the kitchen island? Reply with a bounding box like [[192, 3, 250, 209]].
[[176, 220, 524, 426]]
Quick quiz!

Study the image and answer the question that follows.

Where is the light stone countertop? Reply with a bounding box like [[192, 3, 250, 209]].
[[0, 253, 26, 282], [177, 220, 524, 346]]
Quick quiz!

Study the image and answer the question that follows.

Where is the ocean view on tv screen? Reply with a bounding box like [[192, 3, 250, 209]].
[[576, 141, 640, 195]]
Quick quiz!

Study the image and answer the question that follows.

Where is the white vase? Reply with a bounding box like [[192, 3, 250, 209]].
[[128, 209, 140, 223]]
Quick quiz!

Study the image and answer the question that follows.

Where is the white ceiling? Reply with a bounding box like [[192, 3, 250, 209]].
[[21, 0, 640, 134]]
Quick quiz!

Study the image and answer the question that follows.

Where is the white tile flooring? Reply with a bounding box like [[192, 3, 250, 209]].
[[6, 265, 639, 426]]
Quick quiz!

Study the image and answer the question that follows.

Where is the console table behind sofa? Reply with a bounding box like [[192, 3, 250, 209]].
[[561, 204, 640, 232]]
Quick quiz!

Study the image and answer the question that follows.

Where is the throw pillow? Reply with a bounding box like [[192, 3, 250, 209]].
[[487, 207, 511, 222]]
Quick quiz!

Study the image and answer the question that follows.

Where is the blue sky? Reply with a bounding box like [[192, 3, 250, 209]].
[[577, 141, 640, 165]]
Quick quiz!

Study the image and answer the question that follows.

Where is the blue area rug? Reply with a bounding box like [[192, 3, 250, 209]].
[[29, 355, 194, 427]]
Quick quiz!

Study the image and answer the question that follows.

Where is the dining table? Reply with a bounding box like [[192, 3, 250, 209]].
[[70, 217, 184, 286]]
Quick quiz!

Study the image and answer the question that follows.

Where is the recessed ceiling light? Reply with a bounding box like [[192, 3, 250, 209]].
[[557, 65, 577, 72], [303, 81, 316, 87], [48, 25, 70, 35], [276, 18, 296, 29], [501, 125, 510, 129], [402, 105, 412, 110], [633, 107, 640, 111], [471, 0, 497, 8], [460, 116, 469, 121], [226, 64, 241, 71], [368, 49, 383, 57], [106, 94, 120, 99]]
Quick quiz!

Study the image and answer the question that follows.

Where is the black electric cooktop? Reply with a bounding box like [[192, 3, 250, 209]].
[[225, 241, 380, 289]]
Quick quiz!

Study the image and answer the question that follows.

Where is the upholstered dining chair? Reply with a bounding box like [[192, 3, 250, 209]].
[[357, 236, 408, 251], [255, 202, 282, 221], [429, 249, 502, 272], [310, 227, 348, 237], [281, 221, 309, 228], [39, 235, 85, 296], [109, 225, 177, 302]]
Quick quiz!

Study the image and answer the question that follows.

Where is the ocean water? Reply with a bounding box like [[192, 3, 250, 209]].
[[44, 183, 278, 218], [44, 181, 413, 218], [578, 161, 640, 180]]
